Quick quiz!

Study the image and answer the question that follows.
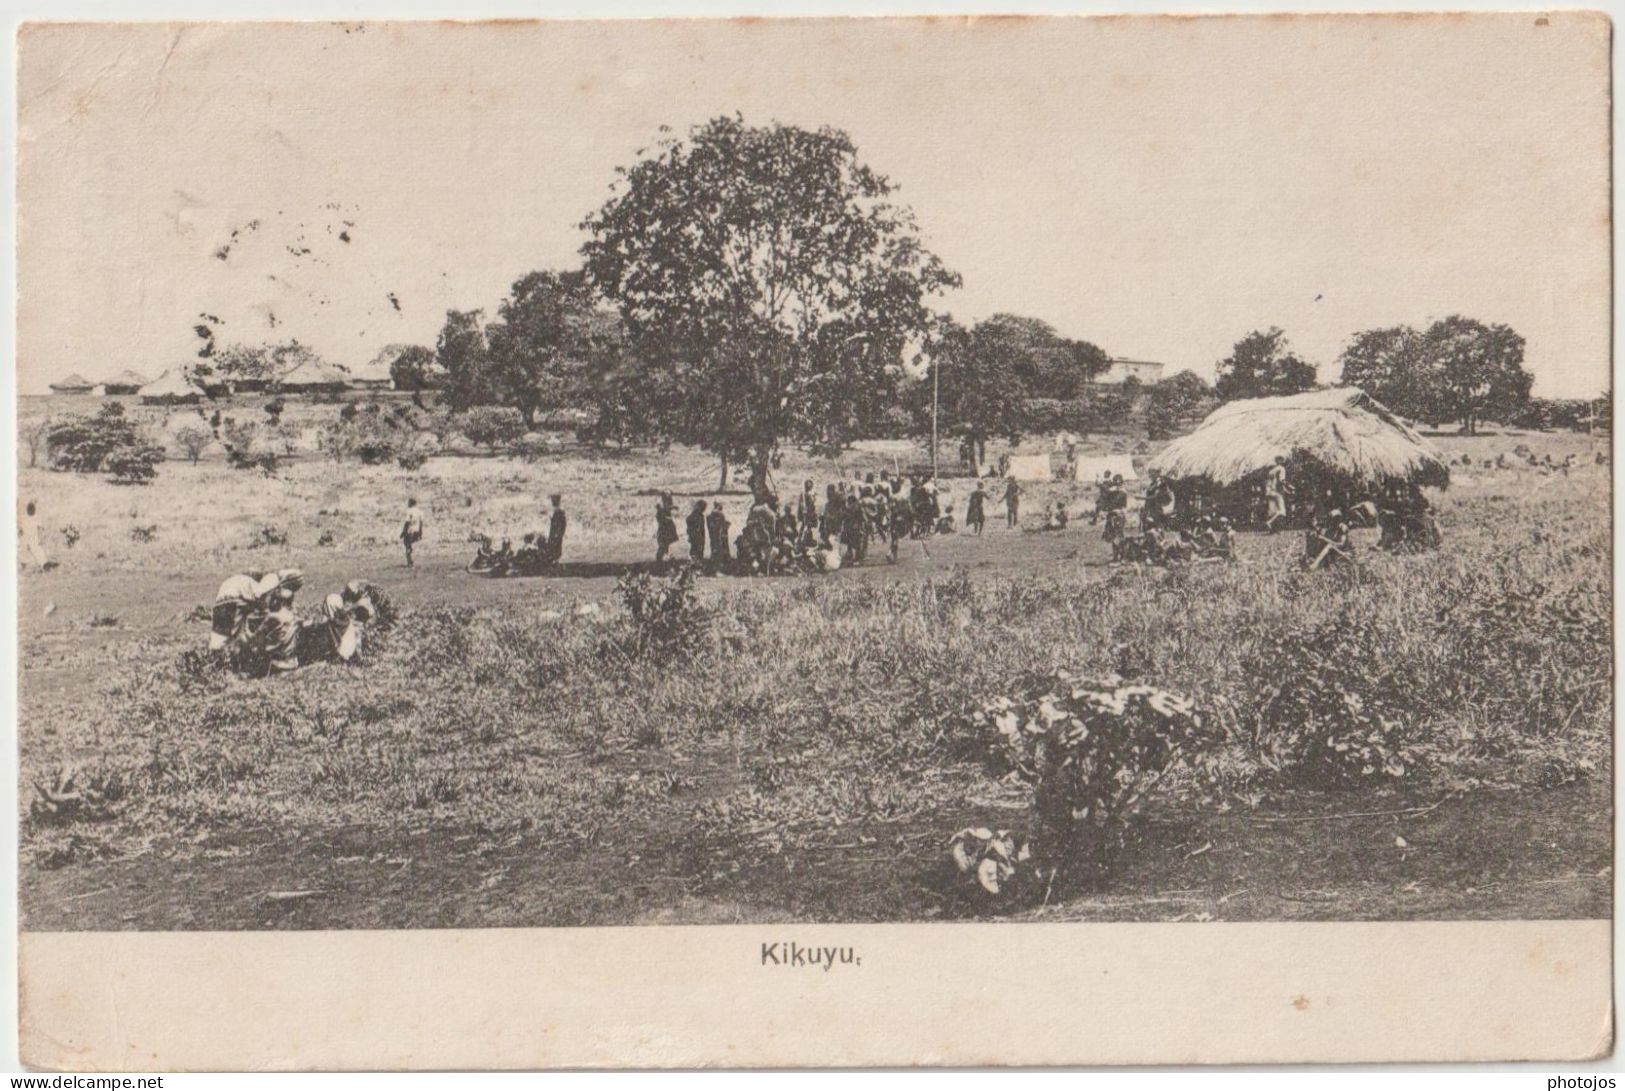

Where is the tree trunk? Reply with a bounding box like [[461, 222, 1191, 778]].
[[718, 454, 729, 491], [748, 448, 774, 501]]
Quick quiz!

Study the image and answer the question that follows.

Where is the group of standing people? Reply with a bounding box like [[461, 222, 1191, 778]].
[[651, 469, 1026, 576]]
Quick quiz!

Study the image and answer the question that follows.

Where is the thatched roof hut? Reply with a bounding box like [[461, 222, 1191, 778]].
[[138, 368, 205, 404], [99, 369, 150, 395], [1148, 387, 1449, 490], [48, 372, 95, 394], [278, 359, 350, 393]]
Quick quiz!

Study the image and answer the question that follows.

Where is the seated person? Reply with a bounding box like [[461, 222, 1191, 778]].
[[310, 580, 377, 663]]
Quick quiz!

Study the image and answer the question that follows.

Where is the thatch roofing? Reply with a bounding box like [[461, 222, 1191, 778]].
[[49, 372, 94, 392], [138, 368, 205, 400], [104, 369, 150, 387], [278, 360, 350, 387], [1148, 387, 1450, 489]]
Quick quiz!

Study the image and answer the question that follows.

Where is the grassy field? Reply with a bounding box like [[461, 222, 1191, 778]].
[[16, 399, 1613, 929]]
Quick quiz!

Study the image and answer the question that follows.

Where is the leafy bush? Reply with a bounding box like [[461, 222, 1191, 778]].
[[219, 418, 279, 472], [29, 763, 131, 825], [46, 404, 150, 477], [511, 433, 556, 462], [457, 406, 526, 452], [1239, 613, 1423, 786], [129, 524, 158, 543], [248, 524, 288, 548], [968, 670, 1212, 892], [613, 565, 708, 662], [173, 425, 213, 464], [397, 450, 428, 471], [104, 443, 165, 484]]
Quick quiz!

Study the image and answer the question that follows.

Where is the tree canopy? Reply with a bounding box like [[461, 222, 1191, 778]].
[[435, 272, 619, 425], [1213, 328, 1318, 402], [1143, 369, 1215, 439], [973, 314, 1110, 400], [368, 344, 441, 391], [1337, 316, 1532, 432], [580, 115, 960, 487], [1422, 316, 1530, 434]]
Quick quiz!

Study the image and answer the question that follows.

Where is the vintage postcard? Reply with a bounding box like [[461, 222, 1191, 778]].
[[14, 13, 1613, 1068]]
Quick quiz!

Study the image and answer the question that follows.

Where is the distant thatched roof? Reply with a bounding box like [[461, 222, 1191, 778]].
[[1148, 387, 1450, 489], [105, 369, 150, 386], [278, 359, 350, 387], [49, 372, 94, 391], [138, 368, 205, 400]]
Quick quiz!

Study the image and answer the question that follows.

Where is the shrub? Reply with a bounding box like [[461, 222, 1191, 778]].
[[248, 524, 288, 548], [29, 763, 131, 825], [967, 670, 1213, 893], [173, 425, 213, 464], [322, 405, 401, 464], [22, 417, 52, 468], [511, 433, 555, 462], [1239, 613, 1423, 786], [129, 524, 158, 543], [457, 406, 526, 452], [397, 450, 428, 471], [46, 404, 148, 476], [60, 525, 80, 549], [105, 443, 165, 484], [220, 418, 278, 472], [613, 565, 708, 662]]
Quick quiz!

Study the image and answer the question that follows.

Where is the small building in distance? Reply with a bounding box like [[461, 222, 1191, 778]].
[[47, 372, 95, 395], [98, 369, 150, 395], [1098, 358, 1165, 385]]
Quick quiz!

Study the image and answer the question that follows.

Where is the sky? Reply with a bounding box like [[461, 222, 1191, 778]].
[[16, 14, 1612, 396]]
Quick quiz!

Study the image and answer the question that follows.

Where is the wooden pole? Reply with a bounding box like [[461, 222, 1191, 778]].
[[931, 351, 940, 479]]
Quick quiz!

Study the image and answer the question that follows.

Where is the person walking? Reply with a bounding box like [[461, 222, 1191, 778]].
[[1003, 478, 1021, 529], [655, 492, 679, 563], [966, 481, 987, 536], [400, 498, 424, 568]]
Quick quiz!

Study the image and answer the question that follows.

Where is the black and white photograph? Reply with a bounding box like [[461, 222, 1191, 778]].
[[12, 12, 1614, 1068]]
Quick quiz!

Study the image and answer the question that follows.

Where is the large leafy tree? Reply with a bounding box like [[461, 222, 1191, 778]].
[[973, 314, 1109, 400], [1337, 326, 1434, 421], [369, 344, 442, 391], [1143, 369, 1214, 439], [1213, 327, 1318, 402], [580, 115, 960, 490], [914, 318, 1027, 468], [436, 274, 618, 426], [435, 309, 496, 412], [1422, 315, 1530, 434]]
